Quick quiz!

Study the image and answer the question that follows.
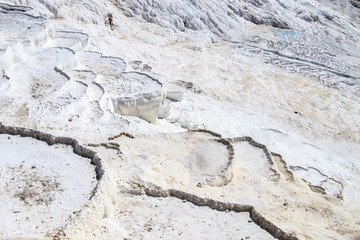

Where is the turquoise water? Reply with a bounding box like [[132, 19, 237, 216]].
[[274, 30, 300, 48]]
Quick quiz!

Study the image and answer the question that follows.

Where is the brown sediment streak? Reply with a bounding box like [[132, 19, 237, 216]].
[[229, 135, 343, 197], [0, 123, 299, 238], [228, 136, 295, 181], [0, 122, 107, 238], [290, 165, 344, 199], [189, 129, 234, 187], [0, 122, 103, 184], [189, 129, 295, 185], [108, 132, 135, 140], [87, 142, 122, 155], [271, 152, 295, 182], [126, 186, 298, 240], [229, 136, 275, 165], [189, 129, 222, 138]]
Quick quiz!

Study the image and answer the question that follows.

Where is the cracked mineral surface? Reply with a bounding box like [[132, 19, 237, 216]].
[[0, 0, 360, 239]]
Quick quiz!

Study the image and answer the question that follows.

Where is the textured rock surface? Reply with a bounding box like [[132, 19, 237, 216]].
[[1, 0, 360, 239], [109, 72, 166, 123], [0, 124, 101, 238]]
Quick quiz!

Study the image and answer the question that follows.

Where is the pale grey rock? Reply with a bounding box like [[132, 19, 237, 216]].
[[79, 51, 126, 78], [50, 30, 89, 51], [163, 82, 185, 102], [158, 99, 171, 119], [109, 72, 166, 123]]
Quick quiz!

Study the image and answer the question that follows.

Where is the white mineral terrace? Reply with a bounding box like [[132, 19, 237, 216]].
[[0, 133, 97, 238], [0, 0, 360, 239]]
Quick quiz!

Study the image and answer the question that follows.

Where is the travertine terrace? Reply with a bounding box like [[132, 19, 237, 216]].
[[1, 0, 360, 239]]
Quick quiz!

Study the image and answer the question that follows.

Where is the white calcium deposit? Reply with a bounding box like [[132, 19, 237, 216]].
[[0, 0, 360, 239], [0, 134, 97, 238]]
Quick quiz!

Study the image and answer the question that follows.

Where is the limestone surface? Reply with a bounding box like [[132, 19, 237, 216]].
[[1, 0, 360, 239]]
